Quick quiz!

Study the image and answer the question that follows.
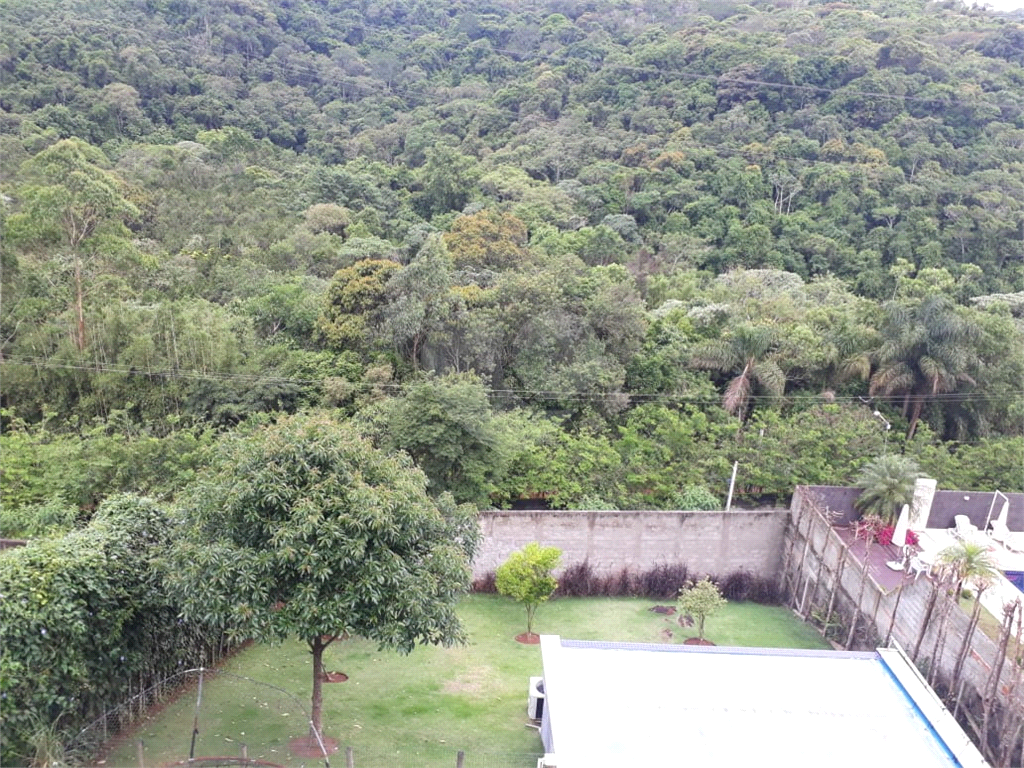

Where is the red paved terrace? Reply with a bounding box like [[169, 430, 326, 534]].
[[833, 526, 919, 593]]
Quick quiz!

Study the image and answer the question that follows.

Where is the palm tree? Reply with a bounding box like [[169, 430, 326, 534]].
[[928, 540, 998, 687], [691, 323, 784, 420], [869, 295, 981, 439], [853, 454, 920, 525], [939, 539, 998, 598], [952, 572, 995, 692], [817, 315, 875, 394]]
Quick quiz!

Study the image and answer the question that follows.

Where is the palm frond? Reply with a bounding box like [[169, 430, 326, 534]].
[[853, 454, 920, 523], [734, 324, 777, 361], [723, 373, 752, 417], [938, 540, 998, 584], [869, 363, 914, 396], [753, 359, 786, 398], [691, 339, 737, 371], [840, 352, 871, 381]]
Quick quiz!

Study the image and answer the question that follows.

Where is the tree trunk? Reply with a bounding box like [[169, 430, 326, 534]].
[[74, 251, 86, 351], [846, 538, 872, 650], [310, 636, 325, 738], [906, 396, 924, 440], [885, 583, 906, 646], [822, 549, 847, 639], [928, 590, 956, 687], [951, 587, 986, 692], [913, 579, 940, 661]]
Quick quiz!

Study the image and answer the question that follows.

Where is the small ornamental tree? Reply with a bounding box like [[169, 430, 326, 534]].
[[677, 577, 727, 642], [495, 543, 562, 638]]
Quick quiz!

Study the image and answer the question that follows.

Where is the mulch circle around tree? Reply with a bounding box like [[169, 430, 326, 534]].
[[649, 605, 676, 615], [515, 632, 541, 644], [683, 637, 716, 646], [288, 735, 339, 758], [321, 671, 348, 682]]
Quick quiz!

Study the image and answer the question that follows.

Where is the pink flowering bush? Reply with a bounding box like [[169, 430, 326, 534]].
[[855, 514, 918, 547]]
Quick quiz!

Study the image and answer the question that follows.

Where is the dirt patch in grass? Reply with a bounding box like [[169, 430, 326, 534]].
[[683, 637, 715, 646], [442, 666, 494, 695], [321, 671, 348, 683], [650, 605, 676, 615], [288, 735, 339, 758], [515, 632, 540, 644]]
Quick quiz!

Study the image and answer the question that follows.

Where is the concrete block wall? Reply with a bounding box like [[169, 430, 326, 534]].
[[473, 509, 790, 580]]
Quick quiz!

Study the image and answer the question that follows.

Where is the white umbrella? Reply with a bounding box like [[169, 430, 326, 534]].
[[892, 504, 910, 548], [996, 499, 1010, 528], [886, 504, 911, 571]]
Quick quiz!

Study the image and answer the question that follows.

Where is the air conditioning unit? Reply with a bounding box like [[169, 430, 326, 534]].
[[528, 675, 545, 720]]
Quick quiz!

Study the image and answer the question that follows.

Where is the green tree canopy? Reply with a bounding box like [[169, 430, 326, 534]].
[[495, 542, 562, 637], [8, 137, 139, 351], [168, 413, 480, 736], [691, 323, 785, 420], [384, 373, 511, 507], [870, 295, 982, 439], [677, 577, 727, 642]]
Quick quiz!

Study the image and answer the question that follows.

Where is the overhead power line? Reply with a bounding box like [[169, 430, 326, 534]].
[[2, 354, 1020, 407]]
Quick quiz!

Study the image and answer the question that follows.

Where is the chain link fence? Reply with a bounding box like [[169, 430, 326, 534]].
[[65, 667, 543, 768], [329, 747, 542, 768]]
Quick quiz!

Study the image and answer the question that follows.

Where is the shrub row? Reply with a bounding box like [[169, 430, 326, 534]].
[[0, 495, 221, 766], [473, 561, 782, 605]]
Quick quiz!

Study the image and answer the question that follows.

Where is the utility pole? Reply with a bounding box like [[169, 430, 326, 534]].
[[725, 461, 739, 512]]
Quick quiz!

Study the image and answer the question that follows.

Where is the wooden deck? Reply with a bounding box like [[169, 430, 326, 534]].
[[832, 526, 919, 593]]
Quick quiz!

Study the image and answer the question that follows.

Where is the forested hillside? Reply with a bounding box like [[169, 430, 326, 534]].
[[2, 0, 1023, 525]]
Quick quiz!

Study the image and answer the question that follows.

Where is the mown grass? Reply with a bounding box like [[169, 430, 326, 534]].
[[959, 594, 1024, 662], [107, 595, 827, 767]]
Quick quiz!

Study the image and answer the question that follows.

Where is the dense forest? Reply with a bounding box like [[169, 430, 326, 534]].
[[2, 0, 1024, 527], [3, 0, 1024, 760]]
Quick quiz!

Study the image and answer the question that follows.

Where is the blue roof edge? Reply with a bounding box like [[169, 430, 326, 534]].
[[877, 644, 990, 768]]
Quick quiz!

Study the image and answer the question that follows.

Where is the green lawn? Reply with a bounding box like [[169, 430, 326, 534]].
[[108, 595, 827, 767]]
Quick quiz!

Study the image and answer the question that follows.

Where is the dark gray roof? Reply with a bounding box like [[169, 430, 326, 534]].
[[928, 491, 1024, 532], [802, 486, 862, 525], [799, 486, 1024, 532]]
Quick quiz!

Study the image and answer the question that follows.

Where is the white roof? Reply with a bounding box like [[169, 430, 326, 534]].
[[539, 637, 988, 768]]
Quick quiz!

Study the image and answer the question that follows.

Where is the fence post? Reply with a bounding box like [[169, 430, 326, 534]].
[[346, 746, 355, 768], [792, 510, 813, 611], [822, 545, 848, 639], [884, 584, 906, 647], [102, 706, 108, 743], [802, 533, 828, 620], [779, 491, 805, 602], [137, 740, 145, 768], [241, 743, 248, 759], [456, 750, 465, 768]]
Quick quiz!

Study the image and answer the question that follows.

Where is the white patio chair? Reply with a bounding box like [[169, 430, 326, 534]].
[[990, 519, 1024, 554], [908, 555, 932, 580], [951, 514, 981, 541]]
